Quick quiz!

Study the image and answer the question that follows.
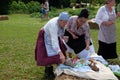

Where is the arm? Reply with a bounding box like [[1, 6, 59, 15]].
[[49, 23, 65, 63], [85, 40, 90, 50], [66, 17, 78, 39], [67, 29, 78, 39], [102, 21, 115, 26], [95, 7, 104, 26], [102, 7, 116, 25], [85, 23, 90, 50], [95, 6, 114, 27], [49, 23, 61, 54]]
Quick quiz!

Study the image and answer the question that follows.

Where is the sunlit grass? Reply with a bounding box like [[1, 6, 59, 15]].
[[0, 14, 46, 80]]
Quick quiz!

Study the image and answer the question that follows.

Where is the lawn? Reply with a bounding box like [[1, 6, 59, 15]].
[[0, 13, 120, 80], [0, 14, 46, 80]]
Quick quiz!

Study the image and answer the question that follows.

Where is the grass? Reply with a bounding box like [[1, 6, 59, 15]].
[[0, 14, 47, 80], [0, 13, 120, 80]]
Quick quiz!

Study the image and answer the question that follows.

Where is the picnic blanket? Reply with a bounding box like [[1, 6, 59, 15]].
[[55, 60, 118, 80]]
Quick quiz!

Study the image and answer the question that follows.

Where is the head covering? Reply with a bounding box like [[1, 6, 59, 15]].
[[58, 12, 69, 21], [78, 8, 89, 18]]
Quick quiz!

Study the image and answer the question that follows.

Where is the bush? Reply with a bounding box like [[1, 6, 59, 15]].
[[18, 1, 27, 13], [48, 7, 58, 17], [0, 0, 10, 14], [10, 1, 40, 14], [87, 7, 98, 19], [49, 12, 59, 18], [68, 9, 80, 15], [26, 1, 40, 13], [10, 1, 27, 13], [10, 1, 17, 13]]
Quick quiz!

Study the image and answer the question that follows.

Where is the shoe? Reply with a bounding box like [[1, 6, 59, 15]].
[[44, 66, 55, 80], [44, 66, 49, 77]]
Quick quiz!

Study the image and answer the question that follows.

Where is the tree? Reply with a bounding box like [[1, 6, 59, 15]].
[[0, 0, 10, 14]]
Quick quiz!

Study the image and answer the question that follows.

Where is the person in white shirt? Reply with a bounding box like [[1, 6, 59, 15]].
[[44, 0, 49, 19], [95, 0, 120, 59], [35, 12, 69, 79]]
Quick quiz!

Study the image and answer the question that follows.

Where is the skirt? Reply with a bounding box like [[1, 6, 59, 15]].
[[98, 40, 118, 59], [35, 29, 67, 66]]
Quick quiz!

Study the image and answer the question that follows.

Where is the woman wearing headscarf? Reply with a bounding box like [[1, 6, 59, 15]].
[[35, 12, 69, 79], [95, 0, 120, 59]]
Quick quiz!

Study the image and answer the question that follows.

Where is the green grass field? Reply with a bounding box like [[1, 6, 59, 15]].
[[0, 14, 46, 80], [0, 13, 120, 80]]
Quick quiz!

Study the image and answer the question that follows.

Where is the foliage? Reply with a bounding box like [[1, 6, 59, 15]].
[[1, 0, 120, 15], [87, 6, 98, 19], [10, 1, 27, 13], [60, 0, 71, 8], [26, 1, 40, 13], [70, 0, 76, 3], [30, 7, 98, 19], [9, 1, 17, 13], [0, 0, 10, 14], [68, 9, 80, 16], [9, 0, 40, 13], [8, 0, 120, 14], [49, 0, 70, 8]]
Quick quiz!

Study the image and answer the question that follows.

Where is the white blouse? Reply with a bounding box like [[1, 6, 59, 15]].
[[44, 17, 64, 56], [95, 6, 116, 26], [95, 5, 117, 43], [45, 1, 49, 11]]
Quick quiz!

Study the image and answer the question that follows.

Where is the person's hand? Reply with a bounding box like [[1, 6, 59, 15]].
[[63, 36, 69, 42], [72, 34, 78, 39], [85, 46, 89, 50], [103, 21, 115, 26], [58, 52, 65, 64], [108, 21, 115, 25]]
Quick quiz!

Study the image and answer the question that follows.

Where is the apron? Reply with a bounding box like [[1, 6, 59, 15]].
[[64, 30, 92, 53]]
